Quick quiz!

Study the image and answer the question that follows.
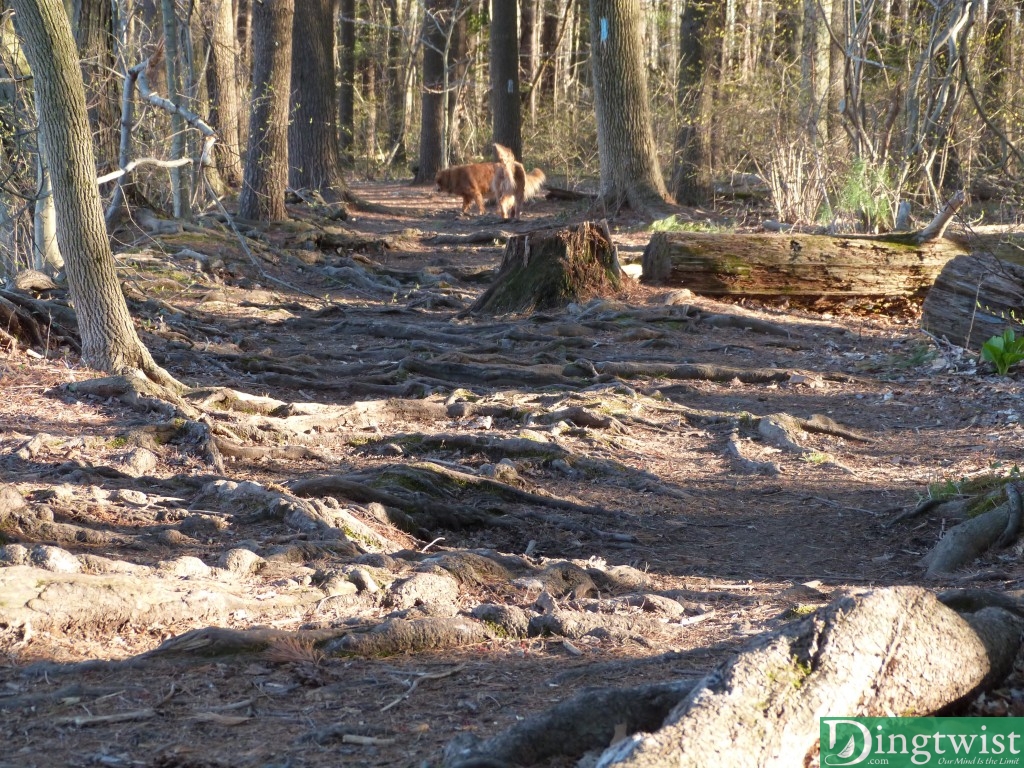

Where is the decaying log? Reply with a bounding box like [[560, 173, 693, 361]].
[[920, 229, 1024, 349], [445, 586, 1024, 768], [641, 231, 967, 298], [463, 221, 622, 315]]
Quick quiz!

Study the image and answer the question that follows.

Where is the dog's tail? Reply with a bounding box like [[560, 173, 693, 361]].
[[521, 168, 546, 201]]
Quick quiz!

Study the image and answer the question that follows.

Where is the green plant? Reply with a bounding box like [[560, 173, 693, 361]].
[[981, 329, 1024, 375]]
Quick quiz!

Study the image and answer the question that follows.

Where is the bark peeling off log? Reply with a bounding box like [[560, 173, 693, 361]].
[[921, 248, 1024, 349], [641, 232, 965, 298], [595, 586, 1023, 768]]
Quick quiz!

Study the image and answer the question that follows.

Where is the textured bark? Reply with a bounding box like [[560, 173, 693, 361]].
[[204, 0, 243, 187], [490, 0, 521, 159], [642, 231, 966, 298], [466, 222, 622, 315], [10, 0, 177, 385], [597, 587, 1023, 768], [289, 0, 344, 192], [671, 0, 715, 205], [160, 0, 191, 217], [589, 0, 673, 214], [415, 0, 447, 182], [72, 0, 119, 169], [920, 231, 1024, 349], [338, 0, 355, 156], [239, 0, 294, 221]]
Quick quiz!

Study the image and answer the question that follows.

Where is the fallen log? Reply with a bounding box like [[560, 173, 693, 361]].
[[443, 586, 1024, 768], [641, 231, 967, 298], [920, 228, 1024, 349]]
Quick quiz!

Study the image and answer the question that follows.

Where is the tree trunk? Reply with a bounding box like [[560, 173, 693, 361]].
[[161, 0, 192, 218], [465, 222, 623, 316], [338, 0, 355, 158], [10, 0, 177, 386], [33, 110, 63, 272], [920, 230, 1024, 349], [520, 0, 540, 124], [204, 0, 243, 187], [289, 0, 344, 193], [671, 0, 715, 205], [642, 231, 967, 298], [415, 0, 447, 182], [589, 0, 673, 215], [72, 0, 119, 170], [491, 0, 522, 159], [239, 0, 294, 221]]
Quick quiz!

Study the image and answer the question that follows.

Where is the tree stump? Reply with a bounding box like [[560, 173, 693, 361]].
[[641, 232, 967, 299], [464, 221, 622, 315], [921, 230, 1024, 349]]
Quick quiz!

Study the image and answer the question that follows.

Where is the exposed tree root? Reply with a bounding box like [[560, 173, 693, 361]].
[[447, 587, 1024, 768], [444, 681, 698, 768]]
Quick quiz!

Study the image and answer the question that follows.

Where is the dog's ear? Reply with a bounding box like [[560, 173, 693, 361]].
[[493, 143, 516, 166]]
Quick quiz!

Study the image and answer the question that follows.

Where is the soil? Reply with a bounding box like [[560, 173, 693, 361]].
[[2, 181, 1024, 768]]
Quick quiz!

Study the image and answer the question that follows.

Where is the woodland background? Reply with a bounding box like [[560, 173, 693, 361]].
[[2, 0, 1023, 273]]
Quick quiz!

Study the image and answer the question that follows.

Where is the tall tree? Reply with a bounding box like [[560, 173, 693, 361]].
[[338, 0, 355, 158], [239, 0, 294, 220], [204, 0, 243, 187], [416, 0, 447, 182], [589, 0, 673, 213], [72, 0, 118, 169], [671, 0, 714, 205], [491, 0, 521, 157], [10, 0, 177, 385], [289, 0, 344, 193], [161, 0, 192, 217]]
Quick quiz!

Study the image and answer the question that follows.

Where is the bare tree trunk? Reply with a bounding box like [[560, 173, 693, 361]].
[[72, 0, 119, 170], [416, 0, 447, 182], [161, 0, 192, 217], [491, 0, 521, 158], [338, 0, 355, 159], [204, 0, 243, 187], [520, 0, 540, 125], [239, 0, 294, 221], [589, 0, 673, 214], [289, 0, 344, 193], [10, 0, 177, 386], [671, 0, 715, 206]]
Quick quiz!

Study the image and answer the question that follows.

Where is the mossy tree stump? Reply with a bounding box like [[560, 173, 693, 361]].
[[464, 222, 622, 315]]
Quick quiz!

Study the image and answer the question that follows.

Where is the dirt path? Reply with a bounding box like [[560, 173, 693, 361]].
[[1, 181, 1023, 767]]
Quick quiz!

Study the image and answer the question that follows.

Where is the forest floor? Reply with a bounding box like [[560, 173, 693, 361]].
[[2, 181, 1024, 767]]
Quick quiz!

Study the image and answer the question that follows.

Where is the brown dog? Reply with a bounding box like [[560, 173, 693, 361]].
[[435, 162, 498, 215], [492, 143, 546, 220]]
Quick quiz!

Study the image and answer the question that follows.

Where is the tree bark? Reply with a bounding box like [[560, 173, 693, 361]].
[[671, 0, 715, 205], [10, 0, 177, 386], [289, 0, 344, 193], [465, 222, 622, 316], [204, 0, 243, 187], [642, 231, 966, 298], [589, 0, 674, 215], [920, 230, 1024, 349], [338, 0, 356, 158], [239, 0, 294, 221], [491, 0, 522, 159], [72, 0, 119, 170], [415, 0, 447, 182]]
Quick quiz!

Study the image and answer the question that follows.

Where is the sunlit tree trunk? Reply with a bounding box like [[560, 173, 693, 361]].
[[239, 0, 294, 220], [289, 0, 344, 192], [10, 0, 177, 385], [204, 0, 243, 187], [590, 0, 673, 213], [161, 0, 192, 217]]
